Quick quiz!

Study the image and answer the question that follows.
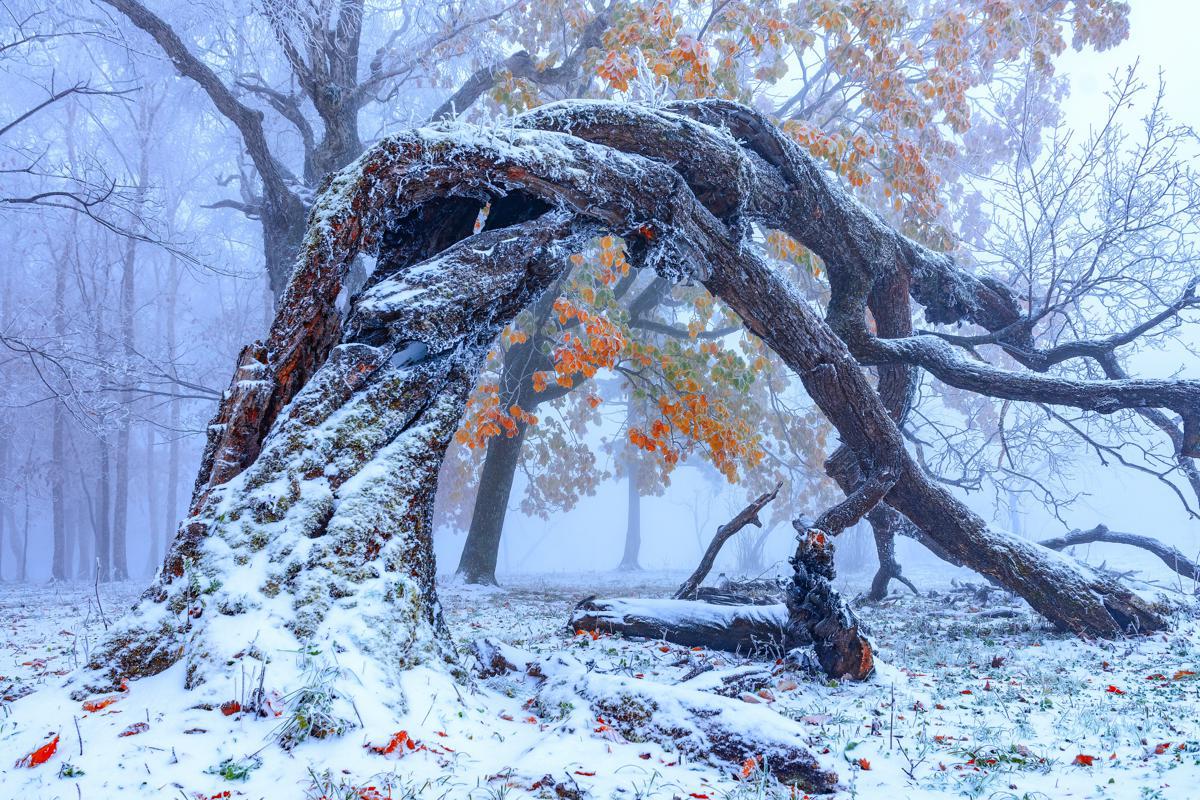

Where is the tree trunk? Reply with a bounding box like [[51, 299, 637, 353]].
[[704, 250, 1166, 637], [456, 419, 528, 585], [82, 147, 592, 698], [75, 467, 95, 580], [616, 460, 643, 571], [143, 427, 160, 576], [161, 255, 182, 576], [111, 168, 144, 583], [51, 250, 68, 581], [866, 506, 918, 600], [784, 528, 874, 680], [19, 480, 30, 582]]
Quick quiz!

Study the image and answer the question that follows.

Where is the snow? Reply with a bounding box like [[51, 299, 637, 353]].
[[2, 570, 1199, 799]]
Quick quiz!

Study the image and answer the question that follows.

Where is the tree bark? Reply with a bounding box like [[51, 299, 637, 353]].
[[784, 528, 874, 680], [95, 437, 111, 583]]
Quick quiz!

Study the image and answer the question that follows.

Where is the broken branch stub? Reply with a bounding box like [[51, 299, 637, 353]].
[[674, 482, 782, 600]]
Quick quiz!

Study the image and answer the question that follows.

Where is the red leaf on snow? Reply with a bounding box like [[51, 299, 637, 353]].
[[574, 770, 596, 776], [857, 758, 871, 770], [369, 730, 418, 755], [119, 722, 150, 737], [82, 695, 119, 713], [1155, 742, 1172, 755], [15, 734, 58, 767], [1073, 754, 1095, 766], [220, 701, 241, 716], [688, 794, 710, 799], [1105, 685, 1125, 695]]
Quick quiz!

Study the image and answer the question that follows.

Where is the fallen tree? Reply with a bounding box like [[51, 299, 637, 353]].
[[15, 97, 1187, 791], [571, 597, 789, 656]]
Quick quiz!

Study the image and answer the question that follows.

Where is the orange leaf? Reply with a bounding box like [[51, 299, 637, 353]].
[[1105, 685, 1124, 695], [15, 734, 58, 768], [1073, 754, 1095, 766], [369, 730, 419, 755], [857, 758, 871, 770], [82, 695, 119, 713], [220, 700, 242, 716]]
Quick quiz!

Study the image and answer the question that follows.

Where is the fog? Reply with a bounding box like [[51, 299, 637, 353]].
[[2, 0, 1197, 596]]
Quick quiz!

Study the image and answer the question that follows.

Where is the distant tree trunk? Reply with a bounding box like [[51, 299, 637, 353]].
[[51, 249, 69, 581], [95, 440, 112, 582], [19, 480, 30, 582], [161, 255, 181, 576], [111, 176, 144, 583], [457, 421, 528, 585], [143, 427, 160, 576], [0, 429, 7, 581], [617, 461, 643, 571], [75, 467, 95, 580]]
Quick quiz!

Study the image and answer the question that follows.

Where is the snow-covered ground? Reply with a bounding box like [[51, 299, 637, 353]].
[[2, 568, 1199, 799]]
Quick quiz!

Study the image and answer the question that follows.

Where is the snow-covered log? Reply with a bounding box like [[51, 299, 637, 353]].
[[470, 638, 840, 793], [570, 597, 790, 656]]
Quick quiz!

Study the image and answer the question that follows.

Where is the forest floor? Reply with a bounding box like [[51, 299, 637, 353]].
[[2, 568, 1199, 799]]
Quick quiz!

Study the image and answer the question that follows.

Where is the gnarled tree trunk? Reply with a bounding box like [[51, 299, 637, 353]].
[[71, 99, 1172, 715]]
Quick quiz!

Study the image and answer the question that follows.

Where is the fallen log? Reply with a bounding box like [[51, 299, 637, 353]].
[[570, 596, 791, 656], [1039, 525, 1200, 585], [471, 638, 840, 793], [674, 482, 782, 600]]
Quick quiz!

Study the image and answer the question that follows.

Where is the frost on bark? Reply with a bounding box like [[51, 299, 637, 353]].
[[86, 97, 1182, 705]]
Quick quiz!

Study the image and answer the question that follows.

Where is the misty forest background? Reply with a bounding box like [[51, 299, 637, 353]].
[[2, 0, 1197, 591]]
